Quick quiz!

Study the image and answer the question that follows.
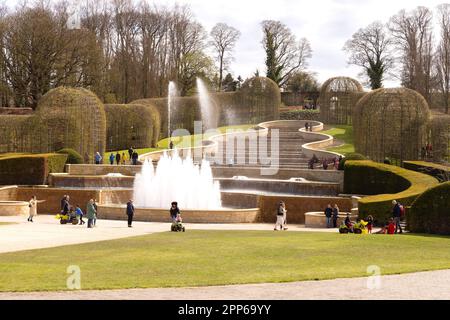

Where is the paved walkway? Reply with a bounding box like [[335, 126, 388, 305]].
[[2, 269, 450, 300], [0, 215, 334, 254]]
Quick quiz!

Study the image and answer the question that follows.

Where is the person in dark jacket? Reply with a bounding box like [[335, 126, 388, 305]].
[[62, 195, 70, 215], [128, 147, 134, 162], [132, 151, 139, 165], [126, 200, 135, 227], [332, 204, 339, 228], [392, 200, 403, 234], [115, 152, 121, 165], [324, 204, 333, 228], [170, 202, 180, 222]]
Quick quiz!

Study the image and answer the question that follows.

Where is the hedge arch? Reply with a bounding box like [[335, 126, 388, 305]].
[[408, 182, 450, 234], [0, 87, 106, 161], [318, 77, 365, 125], [36, 87, 107, 161], [429, 115, 450, 164], [353, 88, 431, 164], [344, 160, 438, 222], [104, 103, 161, 151]]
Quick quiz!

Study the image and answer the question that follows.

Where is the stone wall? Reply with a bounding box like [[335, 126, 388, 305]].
[[98, 205, 260, 223], [0, 186, 17, 201]]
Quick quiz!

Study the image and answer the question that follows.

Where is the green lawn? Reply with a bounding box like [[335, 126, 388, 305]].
[[322, 125, 355, 155], [104, 125, 256, 159], [0, 222, 16, 226], [1, 230, 450, 292]]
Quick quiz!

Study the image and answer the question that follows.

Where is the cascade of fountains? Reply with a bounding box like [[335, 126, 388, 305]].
[[133, 81, 222, 210], [133, 151, 222, 209]]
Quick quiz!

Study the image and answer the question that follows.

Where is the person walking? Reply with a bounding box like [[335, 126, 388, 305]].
[[86, 199, 96, 228], [92, 199, 98, 227], [392, 200, 403, 234], [274, 201, 287, 231], [95, 152, 102, 165], [109, 153, 115, 165], [170, 202, 180, 222], [324, 204, 333, 228], [115, 152, 121, 165], [332, 204, 339, 228], [132, 151, 139, 165], [62, 195, 70, 215], [27, 196, 38, 222], [75, 204, 85, 225], [126, 200, 135, 228], [128, 147, 134, 163], [121, 152, 126, 165]]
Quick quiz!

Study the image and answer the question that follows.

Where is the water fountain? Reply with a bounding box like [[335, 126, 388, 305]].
[[196, 78, 218, 130], [168, 81, 178, 139], [133, 151, 222, 209]]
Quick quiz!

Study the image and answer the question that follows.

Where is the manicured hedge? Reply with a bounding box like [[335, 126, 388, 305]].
[[403, 161, 450, 182], [57, 148, 83, 164], [0, 153, 67, 185], [280, 109, 320, 121], [338, 153, 367, 170], [344, 160, 439, 222], [408, 182, 450, 234]]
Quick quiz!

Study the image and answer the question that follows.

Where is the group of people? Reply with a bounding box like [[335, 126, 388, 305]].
[[308, 154, 341, 170], [421, 143, 433, 160], [59, 195, 98, 228], [125, 200, 183, 231], [93, 147, 139, 165], [324, 204, 340, 228]]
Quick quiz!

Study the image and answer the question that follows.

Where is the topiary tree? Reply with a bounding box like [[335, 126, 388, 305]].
[[56, 148, 83, 164], [353, 88, 431, 164], [408, 182, 450, 235], [318, 77, 365, 125]]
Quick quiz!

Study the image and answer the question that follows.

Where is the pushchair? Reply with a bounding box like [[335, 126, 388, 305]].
[[55, 211, 79, 225], [171, 221, 185, 232]]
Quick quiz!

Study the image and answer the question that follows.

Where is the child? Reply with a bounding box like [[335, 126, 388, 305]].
[[176, 213, 182, 223], [366, 215, 374, 234], [75, 204, 85, 225], [387, 218, 396, 235]]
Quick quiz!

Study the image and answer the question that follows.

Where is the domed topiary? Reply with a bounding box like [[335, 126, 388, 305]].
[[237, 77, 281, 124], [36, 87, 107, 161], [353, 88, 431, 164], [56, 148, 83, 164], [318, 77, 365, 125], [408, 182, 450, 235]]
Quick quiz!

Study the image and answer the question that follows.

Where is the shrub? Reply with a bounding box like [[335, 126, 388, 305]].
[[344, 160, 439, 222], [0, 153, 67, 185], [280, 109, 320, 121], [338, 152, 366, 170], [56, 148, 83, 164], [403, 161, 450, 182], [408, 182, 450, 234]]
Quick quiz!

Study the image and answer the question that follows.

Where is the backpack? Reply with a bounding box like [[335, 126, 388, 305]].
[[399, 204, 405, 217]]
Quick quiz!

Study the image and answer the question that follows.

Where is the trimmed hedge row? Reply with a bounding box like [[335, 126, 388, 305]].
[[344, 160, 439, 222], [0, 153, 67, 185], [56, 148, 83, 164], [338, 153, 367, 170], [403, 161, 450, 182], [280, 110, 320, 121], [408, 182, 450, 234]]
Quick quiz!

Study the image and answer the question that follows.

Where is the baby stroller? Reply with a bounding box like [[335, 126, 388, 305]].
[[55, 211, 79, 225], [171, 213, 185, 232]]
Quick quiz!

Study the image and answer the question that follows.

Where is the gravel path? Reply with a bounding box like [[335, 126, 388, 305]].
[[2, 269, 450, 300]]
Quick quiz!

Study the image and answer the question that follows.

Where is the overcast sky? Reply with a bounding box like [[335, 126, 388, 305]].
[[4, 0, 448, 87]]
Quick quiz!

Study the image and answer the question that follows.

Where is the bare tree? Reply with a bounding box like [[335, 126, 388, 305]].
[[261, 20, 312, 88], [389, 7, 434, 103], [343, 21, 394, 89], [435, 4, 450, 114], [209, 23, 240, 91]]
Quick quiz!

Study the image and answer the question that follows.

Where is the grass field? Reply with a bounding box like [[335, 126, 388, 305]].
[[1, 230, 450, 292], [322, 125, 355, 155], [0, 222, 15, 226]]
